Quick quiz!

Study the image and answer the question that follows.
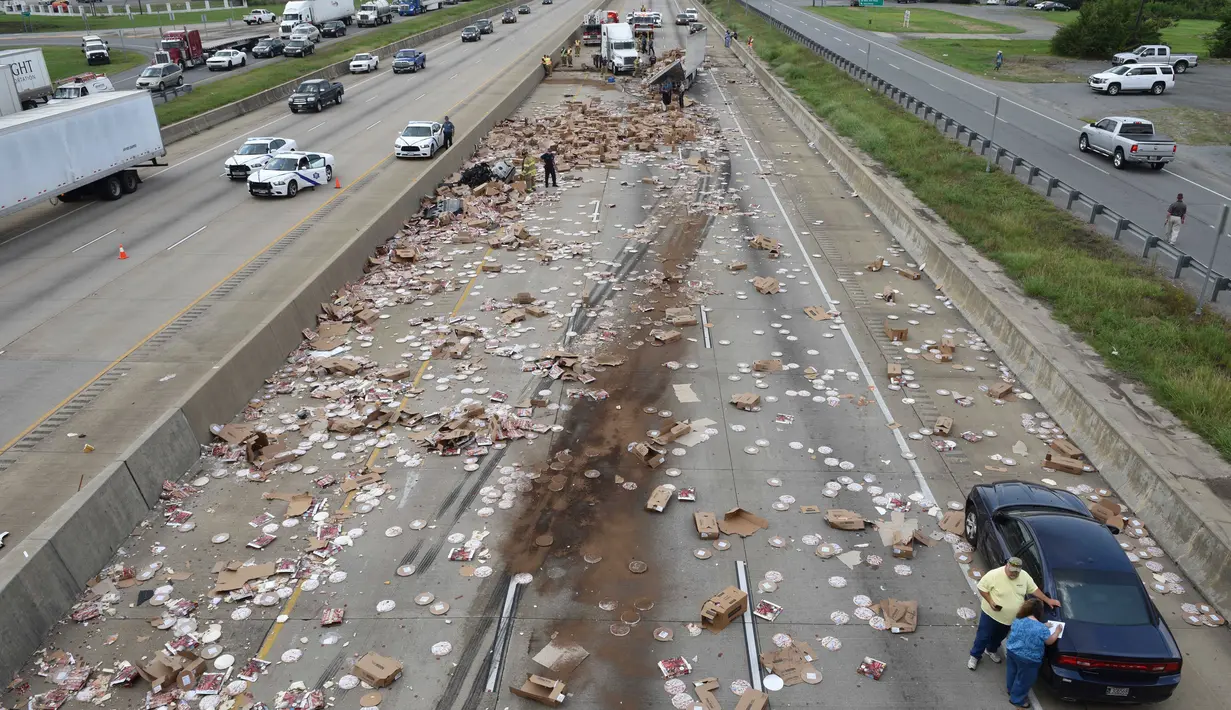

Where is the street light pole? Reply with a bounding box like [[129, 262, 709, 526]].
[[985, 95, 1000, 173], [1196, 205, 1229, 316]]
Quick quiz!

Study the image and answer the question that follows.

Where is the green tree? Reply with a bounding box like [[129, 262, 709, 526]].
[[1052, 0, 1169, 58], [1207, 10, 1231, 57]]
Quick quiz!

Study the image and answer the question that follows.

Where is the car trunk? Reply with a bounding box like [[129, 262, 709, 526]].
[[1052, 622, 1179, 684]]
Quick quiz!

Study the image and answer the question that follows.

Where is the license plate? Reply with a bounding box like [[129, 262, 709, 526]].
[[252, 189, 270, 195], [1106, 687, 1130, 697]]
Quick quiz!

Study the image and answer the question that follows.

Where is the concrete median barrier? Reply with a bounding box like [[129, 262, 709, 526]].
[[0, 4, 603, 683], [711, 7, 1231, 617]]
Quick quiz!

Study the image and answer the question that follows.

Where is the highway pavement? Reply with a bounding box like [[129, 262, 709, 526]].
[[743, 0, 1231, 277], [0, 0, 586, 469]]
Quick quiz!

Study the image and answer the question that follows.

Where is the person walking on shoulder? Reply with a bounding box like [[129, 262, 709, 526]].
[[541, 147, 558, 188], [1005, 600, 1062, 708], [1165, 193, 1186, 245], [995, 50, 1003, 71], [968, 557, 1059, 670], [441, 116, 454, 150]]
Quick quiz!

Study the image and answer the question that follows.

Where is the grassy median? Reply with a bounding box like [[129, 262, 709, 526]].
[[708, 2, 1231, 461], [26, 45, 146, 81], [155, 0, 507, 125], [809, 6, 1023, 35], [0, 7, 266, 33], [900, 38, 1085, 82]]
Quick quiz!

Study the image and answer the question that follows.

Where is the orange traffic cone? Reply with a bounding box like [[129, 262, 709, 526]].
[[118, 245, 128, 260], [334, 177, 342, 189]]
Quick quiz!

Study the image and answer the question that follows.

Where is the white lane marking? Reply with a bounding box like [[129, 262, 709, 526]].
[[709, 66, 935, 503], [699, 305, 711, 348], [364, 94, 379, 103], [167, 225, 207, 250], [483, 577, 525, 692], [889, 63, 901, 70], [1163, 168, 1231, 202], [307, 121, 326, 133], [590, 199, 601, 223], [0, 204, 91, 247], [365, 120, 382, 130], [150, 114, 290, 178], [449, 73, 458, 79], [735, 560, 762, 692], [1067, 153, 1110, 175], [415, 93, 426, 100], [71, 229, 115, 253]]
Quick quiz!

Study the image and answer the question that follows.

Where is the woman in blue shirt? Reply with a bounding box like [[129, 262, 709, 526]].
[[1005, 599, 1062, 707]]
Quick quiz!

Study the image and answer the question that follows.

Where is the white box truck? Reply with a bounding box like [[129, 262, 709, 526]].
[[601, 22, 637, 74], [1, 48, 54, 114], [0, 91, 167, 218], [357, 0, 393, 26], [280, 0, 357, 37]]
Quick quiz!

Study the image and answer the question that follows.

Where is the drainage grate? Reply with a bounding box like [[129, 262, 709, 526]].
[[8, 367, 131, 451]]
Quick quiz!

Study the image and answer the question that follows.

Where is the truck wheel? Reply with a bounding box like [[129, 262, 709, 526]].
[[119, 170, 140, 194], [1078, 134, 1089, 152], [1150, 162, 1165, 171], [336, 92, 343, 104], [1151, 82, 1164, 95], [315, 101, 323, 112], [286, 181, 299, 197], [98, 175, 123, 201], [1107, 83, 1120, 96], [1175, 61, 1188, 74], [1113, 149, 1126, 170]]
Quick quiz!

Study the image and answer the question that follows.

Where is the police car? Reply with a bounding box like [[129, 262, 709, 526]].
[[394, 121, 443, 159], [247, 151, 334, 197], [225, 137, 298, 180]]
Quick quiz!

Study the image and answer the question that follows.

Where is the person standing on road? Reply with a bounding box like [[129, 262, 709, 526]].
[[724, 30, 731, 48], [540, 147, 558, 188], [995, 50, 1004, 71], [661, 78, 674, 110], [968, 557, 1060, 671], [441, 116, 454, 150], [747, 36, 754, 51], [1165, 193, 1187, 245], [1005, 600, 1062, 708], [677, 85, 685, 110]]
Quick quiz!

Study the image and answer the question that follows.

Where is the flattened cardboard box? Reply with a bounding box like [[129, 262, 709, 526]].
[[631, 441, 667, 469], [353, 653, 402, 688], [734, 689, 768, 710], [825, 509, 869, 531], [730, 393, 760, 410], [752, 277, 780, 295], [510, 675, 566, 707], [874, 598, 918, 633], [700, 586, 748, 632], [753, 359, 782, 372], [718, 508, 768, 537], [645, 485, 673, 513], [694, 512, 719, 539], [1045, 452, 1085, 475], [1049, 438, 1083, 459], [694, 677, 722, 710]]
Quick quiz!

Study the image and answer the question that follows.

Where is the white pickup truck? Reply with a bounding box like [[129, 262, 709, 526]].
[[244, 9, 278, 24], [1078, 116, 1176, 170], [1111, 45, 1198, 73]]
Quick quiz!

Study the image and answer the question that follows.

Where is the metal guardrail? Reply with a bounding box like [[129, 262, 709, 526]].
[[151, 83, 192, 102], [734, 0, 1231, 302]]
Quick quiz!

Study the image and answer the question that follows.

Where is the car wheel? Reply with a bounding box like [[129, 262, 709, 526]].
[[1113, 149, 1126, 169], [1151, 82, 1164, 95], [176, 76, 183, 87], [315, 101, 323, 112], [1175, 61, 1187, 74], [1078, 134, 1089, 152], [157, 82, 165, 91], [1107, 83, 1120, 96], [964, 508, 979, 548], [336, 92, 343, 104], [291, 107, 298, 113], [241, 57, 247, 67], [325, 166, 333, 183], [286, 181, 298, 197], [98, 174, 123, 200], [119, 170, 140, 194]]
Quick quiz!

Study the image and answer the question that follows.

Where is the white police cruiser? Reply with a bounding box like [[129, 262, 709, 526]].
[[224, 137, 298, 180], [247, 151, 335, 197]]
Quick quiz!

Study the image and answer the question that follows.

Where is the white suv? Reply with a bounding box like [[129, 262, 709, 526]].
[[1088, 64, 1175, 96]]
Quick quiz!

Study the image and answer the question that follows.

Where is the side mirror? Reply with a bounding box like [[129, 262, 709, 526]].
[[1089, 122, 1097, 128]]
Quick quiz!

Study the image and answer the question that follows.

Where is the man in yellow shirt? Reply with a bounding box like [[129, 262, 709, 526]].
[[968, 557, 1060, 670]]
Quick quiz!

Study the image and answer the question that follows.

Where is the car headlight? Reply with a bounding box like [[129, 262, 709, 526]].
[[272, 179, 287, 185]]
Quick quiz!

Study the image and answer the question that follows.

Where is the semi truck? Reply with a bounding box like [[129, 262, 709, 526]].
[[357, 0, 393, 26], [0, 91, 166, 218], [155, 29, 270, 69], [601, 22, 637, 73], [280, 0, 356, 38], [398, 0, 441, 15], [1, 48, 54, 113]]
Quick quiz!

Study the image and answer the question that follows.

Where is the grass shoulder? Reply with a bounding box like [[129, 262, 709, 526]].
[[27, 44, 146, 81], [809, 6, 1024, 35], [0, 8, 267, 33], [707, 2, 1231, 462], [1135, 107, 1231, 146], [155, 0, 506, 126], [900, 38, 1084, 82]]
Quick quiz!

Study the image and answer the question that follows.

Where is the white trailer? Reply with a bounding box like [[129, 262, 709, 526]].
[[280, 0, 357, 37], [0, 91, 167, 218], [1, 48, 54, 113], [646, 27, 707, 90]]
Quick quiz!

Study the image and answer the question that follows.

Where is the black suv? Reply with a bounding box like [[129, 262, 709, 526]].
[[476, 18, 494, 34], [321, 20, 347, 37], [252, 38, 285, 57], [461, 25, 480, 42]]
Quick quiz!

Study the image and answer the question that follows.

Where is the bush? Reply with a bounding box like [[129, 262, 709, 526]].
[[1144, 0, 1228, 21], [1052, 0, 1168, 58], [1207, 11, 1231, 57]]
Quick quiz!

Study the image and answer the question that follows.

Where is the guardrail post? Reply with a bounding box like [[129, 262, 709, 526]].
[[1142, 235, 1161, 259], [1113, 218, 1130, 241], [1046, 178, 1060, 197], [1010, 157, 1023, 175], [1212, 277, 1230, 302], [1088, 204, 1104, 224], [1066, 189, 1081, 210], [1173, 255, 1193, 279], [1027, 167, 1041, 185]]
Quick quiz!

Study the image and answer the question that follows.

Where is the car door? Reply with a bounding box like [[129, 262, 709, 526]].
[[988, 514, 1030, 565], [306, 155, 327, 184], [1159, 65, 1174, 88], [1135, 66, 1158, 90], [1090, 119, 1116, 153], [269, 139, 286, 154], [432, 123, 442, 147]]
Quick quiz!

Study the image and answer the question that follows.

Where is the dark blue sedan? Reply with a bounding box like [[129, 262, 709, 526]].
[[965, 481, 1181, 703]]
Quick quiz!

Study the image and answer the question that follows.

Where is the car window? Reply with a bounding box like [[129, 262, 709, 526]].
[[1161, 66, 1173, 75], [309, 156, 325, 168], [1095, 119, 1114, 131], [1141, 67, 1156, 75], [271, 140, 284, 150], [298, 158, 309, 170], [1054, 569, 1153, 626], [1016, 545, 1044, 585], [997, 517, 1029, 556]]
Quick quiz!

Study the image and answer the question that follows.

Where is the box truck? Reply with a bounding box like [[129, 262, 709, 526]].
[[0, 91, 167, 218], [280, 0, 356, 38], [1, 48, 54, 113]]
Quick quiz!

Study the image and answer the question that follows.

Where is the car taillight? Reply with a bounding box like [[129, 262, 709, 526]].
[[1130, 144, 1139, 153], [1057, 654, 1180, 674], [1172, 145, 1177, 152]]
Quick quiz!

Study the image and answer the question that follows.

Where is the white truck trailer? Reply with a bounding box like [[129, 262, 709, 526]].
[[0, 91, 167, 218], [646, 26, 707, 90], [1, 48, 54, 114], [280, 0, 357, 37]]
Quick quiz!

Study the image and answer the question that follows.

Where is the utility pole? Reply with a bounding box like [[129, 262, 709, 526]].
[[985, 95, 1001, 173], [1196, 205, 1229, 316]]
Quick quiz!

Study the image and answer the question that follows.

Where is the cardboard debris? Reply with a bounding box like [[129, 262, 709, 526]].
[[727, 261, 748, 271], [934, 416, 953, 436], [694, 512, 720, 539], [263, 491, 313, 518], [825, 509, 869, 531], [887, 363, 902, 377], [874, 598, 919, 633], [884, 320, 908, 342], [988, 382, 1014, 400], [730, 393, 761, 411], [734, 689, 768, 710], [694, 678, 722, 710], [631, 441, 667, 468], [138, 651, 205, 693], [803, 306, 832, 321], [896, 267, 921, 280], [672, 384, 700, 403], [760, 641, 820, 686], [1089, 500, 1125, 532], [645, 485, 674, 513], [510, 675, 567, 707], [753, 359, 782, 372], [939, 510, 966, 536], [353, 653, 402, 688], [700, 587, 748, 633], [718, 508, 768, 537], [867, 257, 885, 272], [212, 562, 277, 594], [532, 639, 589, 675], [752, 277, 780, 295], [1045, 452, 1085, 475], [750, 235, 781, 257], [1049, 438, 1084, 459], [653, 329, 683, 344]]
